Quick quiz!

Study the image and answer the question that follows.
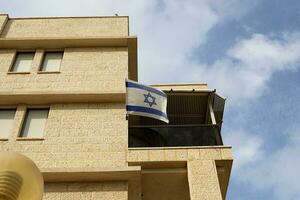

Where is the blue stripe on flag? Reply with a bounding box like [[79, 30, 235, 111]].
[[126, 105, 168, 119], [126, 81, 167, 97]]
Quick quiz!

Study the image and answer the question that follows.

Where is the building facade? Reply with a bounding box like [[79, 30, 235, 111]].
[[0, 14, 233, 200]]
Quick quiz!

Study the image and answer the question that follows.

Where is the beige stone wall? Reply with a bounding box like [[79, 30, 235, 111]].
[[188, 160, 222, 200], [0, 103, 127, 169], [0, 47, 128, 94], [43, 182, 128, 200], [1, 17, 128, 38], [127, 147, 232, 200], [127, 147, 232, 162], [0, 15, 133, 199]]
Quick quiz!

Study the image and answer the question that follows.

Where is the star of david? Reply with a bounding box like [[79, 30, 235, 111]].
[[144, 92, 157, 107]]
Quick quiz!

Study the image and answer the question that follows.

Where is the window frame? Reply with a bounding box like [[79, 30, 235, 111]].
[[8, 51, 35, 73], [18, 108, 49, 139], [38, 51, 64, 73], [0, 108, 16, 140]]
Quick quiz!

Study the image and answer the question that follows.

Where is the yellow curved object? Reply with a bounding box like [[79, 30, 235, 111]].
[[0, 152, 44, 200]]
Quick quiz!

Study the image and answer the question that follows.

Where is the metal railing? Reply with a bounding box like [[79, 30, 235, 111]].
[[128, 124, 223, 148]]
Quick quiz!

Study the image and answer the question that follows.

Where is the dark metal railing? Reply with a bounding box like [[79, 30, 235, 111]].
[[128, 124, 223, 147]]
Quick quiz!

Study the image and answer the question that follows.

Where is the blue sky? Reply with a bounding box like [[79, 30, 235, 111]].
[[1, 0, 300, 199]]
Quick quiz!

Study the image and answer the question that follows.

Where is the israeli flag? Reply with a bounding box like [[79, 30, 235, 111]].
[[126, 79, 169, 123]]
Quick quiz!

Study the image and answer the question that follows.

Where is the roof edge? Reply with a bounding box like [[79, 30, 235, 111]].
[[151, 83, 208, 87], [3, 13, 129, 20]]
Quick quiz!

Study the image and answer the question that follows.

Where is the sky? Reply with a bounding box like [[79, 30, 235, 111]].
[[1, 0, 300, 199]]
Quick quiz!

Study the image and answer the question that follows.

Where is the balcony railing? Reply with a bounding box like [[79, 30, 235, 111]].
[[128, 124, 223, 148]]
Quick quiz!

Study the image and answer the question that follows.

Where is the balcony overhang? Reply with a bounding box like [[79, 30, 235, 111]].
[[0, 36, 138, 80], [152, 84, 226, 131], [152, 83, 209, 91]]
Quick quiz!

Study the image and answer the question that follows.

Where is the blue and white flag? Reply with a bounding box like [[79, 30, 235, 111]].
[[126, 79, 169, 123]]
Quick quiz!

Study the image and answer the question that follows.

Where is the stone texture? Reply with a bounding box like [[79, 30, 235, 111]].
[[221, 148, 233, 160], [187, 149, 200, 160], [43, 182, 128, 200], [0, 103, 128, 169], [200, 148, 222, 160], [0, 47, 128, 94], [188, 160, 223, 200], [1, 17, 128, 38], [127, 148, 228, 162]]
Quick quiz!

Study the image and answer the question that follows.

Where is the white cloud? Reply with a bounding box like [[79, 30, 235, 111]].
[[225, 130, 264, 169], [228, 33, 300, 72], [237, 128, 300, 200], [201, 33, 300, 199], [187, 33, 300, 105]]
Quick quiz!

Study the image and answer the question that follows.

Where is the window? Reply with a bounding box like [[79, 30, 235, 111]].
[[40, 52, 63, 72], [0, 109, 16, 138], [20, 109, 49, 138], [10, 52, 35, 72]]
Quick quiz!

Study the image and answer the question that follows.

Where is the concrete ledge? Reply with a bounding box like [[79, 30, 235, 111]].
[[129, 161, 187, 169], [0, 36, 136, 49], [42, 166, 141, 182], [0, 92, 125, 105], [128, 146, 233, 162]]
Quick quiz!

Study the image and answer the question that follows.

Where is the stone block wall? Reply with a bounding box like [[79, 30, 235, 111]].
[[188, 160, 222, 200], [1, 17, 128, 38], [0, 103, 128, 169], [0, 47, 128, 94], [127, 147, 232, 162]]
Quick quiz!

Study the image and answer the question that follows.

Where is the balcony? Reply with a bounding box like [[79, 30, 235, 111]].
[[128, 88, 226, 148], [129, 124, 222, 147]]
